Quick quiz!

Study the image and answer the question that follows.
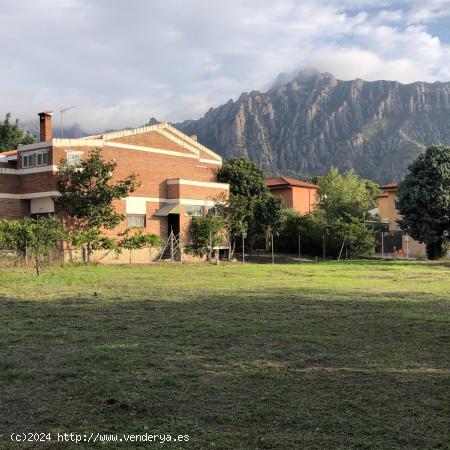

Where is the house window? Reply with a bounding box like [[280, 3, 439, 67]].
[[67, 152, 82, 166], [36, 151, 49, 166], [127, 214, 146, 228], [185, 205, 203, 217], [22, 154, 33, 168]]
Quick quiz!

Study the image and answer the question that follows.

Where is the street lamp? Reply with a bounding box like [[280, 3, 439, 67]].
[[60, 106, 75, 139]]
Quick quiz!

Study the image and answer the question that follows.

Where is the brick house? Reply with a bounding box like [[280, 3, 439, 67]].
[[266, 176, 318, 214], [0, 112, 229, 261]]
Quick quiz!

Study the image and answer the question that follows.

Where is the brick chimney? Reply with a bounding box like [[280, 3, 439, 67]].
[[38, 111, 53, 142]]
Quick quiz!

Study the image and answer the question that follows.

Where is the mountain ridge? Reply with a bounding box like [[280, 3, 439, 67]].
[[176, 70, 450, 183]]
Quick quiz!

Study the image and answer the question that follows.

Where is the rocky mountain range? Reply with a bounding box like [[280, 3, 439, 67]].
[[177, 69, 450, 183]]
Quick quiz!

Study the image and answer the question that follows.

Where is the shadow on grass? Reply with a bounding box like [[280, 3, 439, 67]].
[[1, 284, 450, 449]]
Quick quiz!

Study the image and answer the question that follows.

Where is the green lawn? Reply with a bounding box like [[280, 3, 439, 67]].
[[1, 261, 449, 449]]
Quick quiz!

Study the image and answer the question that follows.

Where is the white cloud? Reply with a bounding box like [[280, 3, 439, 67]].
[[0, 0, 449, 131]]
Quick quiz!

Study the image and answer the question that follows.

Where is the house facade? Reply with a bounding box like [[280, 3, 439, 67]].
[[376, 183, 426, 258], [0, 112, 229, 261], [266, 176, 318, 214]]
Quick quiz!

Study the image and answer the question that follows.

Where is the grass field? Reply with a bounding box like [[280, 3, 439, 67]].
[[1, 261, 449, 449]]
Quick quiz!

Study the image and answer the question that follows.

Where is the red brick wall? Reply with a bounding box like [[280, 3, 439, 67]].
[[0, 199, 30, 219], [1, 130, 227, 243], [113, 131, 192, 154], [19, 172, 57, 194], [0, 174, 20, 194], [176, 184, 227, 201]]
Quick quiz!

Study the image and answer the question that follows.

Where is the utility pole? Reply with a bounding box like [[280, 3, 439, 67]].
[[60, 106, 75, 139]]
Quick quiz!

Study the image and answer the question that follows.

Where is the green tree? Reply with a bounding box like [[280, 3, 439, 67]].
[[316, 167, 377, 221], [214, 193, 252, 258], [313, 168, 377, 258], [56, 149, 140, 261], [252, 193, 284, 246], [277, 168, 376, 259], [118, 230, 161, 264], [0, 216, 66, 276], [218, 157, 267, 197], [0, 113, 34, 151], [187, 214, 226, 261], [277, 210, 321, 256], [217, 157, 283, 252], [397, 145, 450, 259]]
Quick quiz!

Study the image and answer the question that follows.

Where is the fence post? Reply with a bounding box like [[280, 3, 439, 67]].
[[338, 236, 346, 261], [271, 232, 274, 264], [179, 235, 183, 264]]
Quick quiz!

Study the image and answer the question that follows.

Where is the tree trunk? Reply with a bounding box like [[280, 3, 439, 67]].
[[86, 243, 92, 264], [426, 238, 447, 260], [35, 254, 41, 276]]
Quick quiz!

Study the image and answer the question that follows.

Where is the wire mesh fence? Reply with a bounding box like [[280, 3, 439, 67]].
[[0, 249, 64, 269]]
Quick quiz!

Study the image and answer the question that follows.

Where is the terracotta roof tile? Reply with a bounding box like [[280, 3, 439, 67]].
[[0, 150, 18, 156], [379, 182, 398, 190], [266, 176, 318, 189]]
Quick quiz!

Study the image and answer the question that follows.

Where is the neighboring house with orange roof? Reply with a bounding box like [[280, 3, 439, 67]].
[[266, 176, 318, 214], [377, 183, 400, 232], [376, 183, 426, 258]]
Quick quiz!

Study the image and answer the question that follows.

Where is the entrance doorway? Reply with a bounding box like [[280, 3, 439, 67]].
[[168, 213, 180, 236]]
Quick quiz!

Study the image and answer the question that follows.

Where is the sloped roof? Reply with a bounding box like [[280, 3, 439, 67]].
[[0, 150, 18, 156], [266, 176, 318, 189], [78, 123, 222, 162], [379, 182, 398, 191]]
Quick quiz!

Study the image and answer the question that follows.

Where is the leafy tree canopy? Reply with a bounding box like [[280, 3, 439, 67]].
[[315, 167, 378, 221], [57, 149, 139, 230], [397, 145, 450, 259], [0, 113, 34, 152], [187, 214, 226, 259], [0, 216, 66, 276], [56, 149, 141, 261], [216, 157, 284, 252], [218, 157, 268, 198]]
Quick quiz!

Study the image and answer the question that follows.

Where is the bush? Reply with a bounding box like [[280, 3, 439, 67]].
[[187, 215, 226, 258]]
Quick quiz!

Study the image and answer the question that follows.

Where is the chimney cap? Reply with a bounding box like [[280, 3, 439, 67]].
[[38, 111, 54, 117]]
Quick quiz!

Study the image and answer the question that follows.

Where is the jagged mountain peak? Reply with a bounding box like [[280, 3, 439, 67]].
[[176, 71, 450, 183]]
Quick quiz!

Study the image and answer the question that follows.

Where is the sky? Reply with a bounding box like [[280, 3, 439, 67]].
[[1, 0, 449, 132]]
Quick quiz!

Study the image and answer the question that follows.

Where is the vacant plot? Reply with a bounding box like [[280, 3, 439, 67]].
[[0, 261, 449, 449]]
